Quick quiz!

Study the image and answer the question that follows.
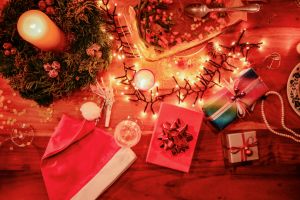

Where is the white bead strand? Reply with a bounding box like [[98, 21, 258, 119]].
[[261, 91, 300, 143]]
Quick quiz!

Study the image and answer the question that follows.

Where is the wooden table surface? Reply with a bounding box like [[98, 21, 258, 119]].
[[1, 0, 300, 199]]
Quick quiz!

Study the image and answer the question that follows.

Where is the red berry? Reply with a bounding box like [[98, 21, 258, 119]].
[[46, 6, 55, 15], [45, 0, 54, 6], [51, 61, 61, 70], [3, 42, 12, 49], [43, 63, 52, 71], [4, 50, 11, 56], [38, 0, 47, 11], [10, 47, 17, 55], [48, 69, 58, 78], [95, 51, 102, 59]]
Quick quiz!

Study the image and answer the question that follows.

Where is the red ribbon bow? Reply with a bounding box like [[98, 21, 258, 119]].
[[228, 133, 258, 162]]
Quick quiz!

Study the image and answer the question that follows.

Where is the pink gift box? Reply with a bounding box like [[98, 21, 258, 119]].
[[146, 103, 204, 172]]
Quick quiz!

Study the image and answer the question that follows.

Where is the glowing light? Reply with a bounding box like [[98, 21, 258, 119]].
[[199, 55, 210, 63], [133, 69, 155, 91], [205, 56, 210, 62], [134, 63, 140, 71], [180, 74, 185, 81], [214, 42, 222, 51], [240, 57, 246, 62], [233, 68, 239, 74], [109, 35, 114, 40], [152, 114, 158, 120], [97, 0, 103, 6], [178, 101, 187, 107], [140, 111, 147, 117], [259, 39, 266, 51], [110, 76, 115, 83], [101, 27, 106, 33], [243, 62, 248, 66], [214, 42, 219, 47]]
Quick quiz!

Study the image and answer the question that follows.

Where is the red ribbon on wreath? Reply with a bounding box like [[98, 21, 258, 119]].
[[227, 133, 258, 161]]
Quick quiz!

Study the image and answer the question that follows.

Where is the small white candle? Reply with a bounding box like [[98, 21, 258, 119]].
[[133, 69, 155, 91]]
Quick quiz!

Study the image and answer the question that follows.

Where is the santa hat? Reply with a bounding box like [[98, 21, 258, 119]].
[[41, 115, 136, 200]]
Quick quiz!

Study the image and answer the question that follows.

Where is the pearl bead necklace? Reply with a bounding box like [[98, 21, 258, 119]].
[[261, 91, 300, 143]]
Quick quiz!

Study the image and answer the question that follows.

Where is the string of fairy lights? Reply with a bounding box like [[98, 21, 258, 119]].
[[114, 30, 264, 117], [98, 0, 139, 59], [98, 0, 265, 118]]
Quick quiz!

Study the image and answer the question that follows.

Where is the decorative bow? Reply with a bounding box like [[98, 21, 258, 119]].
[[227, 135, 258, 162], [224, 78, 248, 118], [158, 119, 193, 156], [90, 78, 115, 127]]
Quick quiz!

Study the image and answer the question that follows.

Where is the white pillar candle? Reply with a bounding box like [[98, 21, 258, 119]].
[[17, 10, 66, 51]]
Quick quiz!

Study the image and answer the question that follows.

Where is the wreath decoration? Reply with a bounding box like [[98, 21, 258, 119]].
[[0, 0, 112, 105]]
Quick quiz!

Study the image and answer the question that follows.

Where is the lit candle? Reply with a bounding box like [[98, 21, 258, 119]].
[[133, 69, 155, 91], [17, 10, 66, 51]]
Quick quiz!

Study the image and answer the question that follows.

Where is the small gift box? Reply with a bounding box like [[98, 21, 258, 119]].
[[222, 131, 259, 164], [202, 68, 269, 130], [146, 103, 203, 172]]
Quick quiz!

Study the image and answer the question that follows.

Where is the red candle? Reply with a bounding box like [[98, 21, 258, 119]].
[[17, 10, 66, 51], [133, 69, 155, 91]]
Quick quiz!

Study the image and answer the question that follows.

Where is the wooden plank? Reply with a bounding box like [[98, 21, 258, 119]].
[[1, 130, 300, 173], [1, 130, 300, 199]]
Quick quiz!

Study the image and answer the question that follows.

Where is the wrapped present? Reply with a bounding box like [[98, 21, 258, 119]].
[[222, 131, 259, 163], [41, 115, 136, 200], [202, 68, 269, 130], [146, 103, 203, 172]]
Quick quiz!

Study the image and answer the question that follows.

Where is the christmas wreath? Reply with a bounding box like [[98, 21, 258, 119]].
[[0, 0, 112, 105]]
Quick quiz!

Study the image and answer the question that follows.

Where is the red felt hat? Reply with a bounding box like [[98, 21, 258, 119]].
[[41, 115, 136, 200]]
